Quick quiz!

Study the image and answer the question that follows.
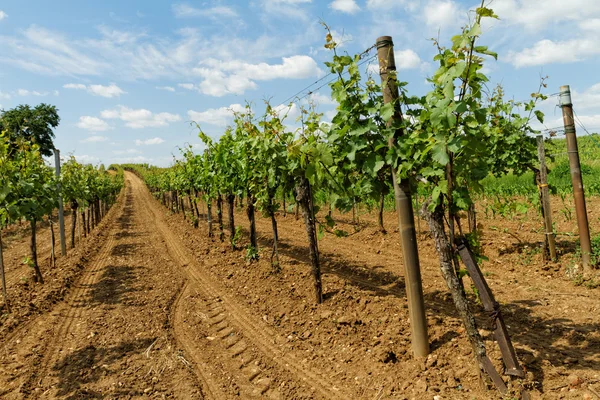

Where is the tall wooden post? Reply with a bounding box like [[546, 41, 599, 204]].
[[0, 230, 9, 312], [377, 36, 429, 357], [559, 85, 592, 274], [536, 136, 557, 261], [54, 149, 67, 257]]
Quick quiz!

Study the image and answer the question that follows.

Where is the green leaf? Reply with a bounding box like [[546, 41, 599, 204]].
[[467, 23, 482, 38], [432, 186, 441, 203], [447, 136, 462, 153], [476, 7, 499, 19], [305, 163, 316, 180], [534, 110, 544, 124], [431, 142, 449, 166], [325, 214, 336, 228], [474, 45, 498, 60], [380, 102, 395, 122]]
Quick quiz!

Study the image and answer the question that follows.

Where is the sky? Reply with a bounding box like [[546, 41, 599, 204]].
[[1, 0, 599, 167]]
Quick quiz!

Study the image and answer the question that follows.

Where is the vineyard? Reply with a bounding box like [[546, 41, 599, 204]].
[[0, 3, 599, 400]]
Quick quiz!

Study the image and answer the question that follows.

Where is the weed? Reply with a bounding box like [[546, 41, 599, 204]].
[[520, 245, 541, 266], [245, 245, 259, 261], [228, 226, 243, 249], [464, 229, 488, 264]]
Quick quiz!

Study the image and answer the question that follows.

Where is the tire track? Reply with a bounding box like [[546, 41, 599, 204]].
[[18, 190, 126, 397], [23, 229, 118, 395], [173, 279, 286, 399], [128, 172, 349, 399], [0, 192, 124, 353], [172, 283, 227, 400]]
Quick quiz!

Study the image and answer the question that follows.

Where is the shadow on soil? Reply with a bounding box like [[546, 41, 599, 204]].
[[178, 208, 600, 394], [84, 265, 138, 307], [498, 239, 579, 258], [52, 338, 155, 399]]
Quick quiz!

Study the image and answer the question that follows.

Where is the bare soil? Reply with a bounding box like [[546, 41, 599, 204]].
[[0, 172, 598, 399]]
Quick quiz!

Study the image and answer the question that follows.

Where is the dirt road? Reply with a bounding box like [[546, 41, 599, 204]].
[[0, 172, 348, 399]]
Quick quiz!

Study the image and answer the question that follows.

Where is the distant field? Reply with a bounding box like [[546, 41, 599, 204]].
[[481, 133, 600, 196]]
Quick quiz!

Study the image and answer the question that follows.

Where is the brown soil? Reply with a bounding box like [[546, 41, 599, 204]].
[[0, 172, 598, 399]]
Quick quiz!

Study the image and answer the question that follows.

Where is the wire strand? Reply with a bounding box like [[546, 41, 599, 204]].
[[279, 45, 377, 106], [289, 54, 378, 105]]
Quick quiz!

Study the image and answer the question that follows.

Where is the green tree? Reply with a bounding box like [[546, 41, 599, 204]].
[[1, 104, 60, 157]]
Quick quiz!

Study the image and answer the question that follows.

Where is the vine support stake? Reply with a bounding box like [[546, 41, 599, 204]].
[[54, 149, 67, 257], [0, 229, 9, 312], [377, 35, 429, 357], [536, 136, 557, 261], [559, 85, 592, 274]]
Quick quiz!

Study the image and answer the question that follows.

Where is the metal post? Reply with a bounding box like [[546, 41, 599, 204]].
[[559, 85, 592, 274], [536, 136, 557, 261], [54, 149, 67, 257], [377, 36, 429, 357]]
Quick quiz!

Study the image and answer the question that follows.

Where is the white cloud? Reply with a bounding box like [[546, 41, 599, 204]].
[[64, 83, 86, 90], [545, 112, 600, 133], [507, 38, 599, 68], [308, 92, 336, 106], [193, 71, 257, 97], [329, 29, 353, 48], [569, 114, 600, 130], [178, 83, 196, 90], [97, 25, 146, 45], [0, 11, 7, 21], [172, 4, 238, 19], [135, 137, 165, 145], [0, 22, 317, 82], [273, 102, 301, 121], [63, 83, 126, 98], [202, 55, 321, 81], [110, 155, 152, 164], [191, 55, 322, 97], [82, 135, 109, 143], [187, 104, 245, 126], [570, 83, 600, 111], [329, 0, 360, 14], [261, 0, 312, 19], [395, 49, 424, 70], [76, 116, 112, 132], [580, 18, 600, 33], [367, 49, 424, 73], [490, 0, 600, 31], [423, 0, 462, 30], [101, 106, 181, 129], [0, 91, 11, 100], [156, 86, 175, 92], [366, 0, 417, 11], [1, 25, 108, 76], [113, 148, 141, 155], [88, 83, 126, 98], [16, 89, 48, 96], [74, 154, 100, 164], [266, 0, 311, 3]]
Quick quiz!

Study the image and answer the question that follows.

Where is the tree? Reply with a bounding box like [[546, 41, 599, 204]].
[[1, 104, 60, 157]]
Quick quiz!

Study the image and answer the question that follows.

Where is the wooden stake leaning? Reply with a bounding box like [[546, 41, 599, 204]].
[[536, 136, 557, 261]]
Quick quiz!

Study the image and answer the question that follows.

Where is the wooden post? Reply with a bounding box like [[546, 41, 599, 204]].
[[54, 149, 67, 256], [377, 36, 429, 357], [559, 85, 592, 274], [536, 136, 557, 261], [0, 229, 9, 312]]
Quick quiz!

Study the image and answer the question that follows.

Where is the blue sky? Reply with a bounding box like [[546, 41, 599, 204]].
[[1, 0, 599, 167]]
